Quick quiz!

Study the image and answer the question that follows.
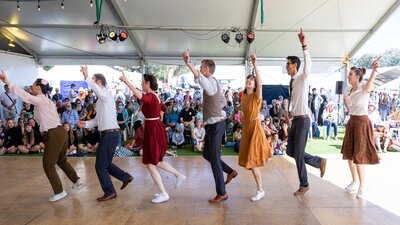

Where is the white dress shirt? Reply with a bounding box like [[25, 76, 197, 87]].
[[289, 49, 311, 116], [345, 81, 369, 116], [9, 83, 60, 132], [84, 77, 119, 131]]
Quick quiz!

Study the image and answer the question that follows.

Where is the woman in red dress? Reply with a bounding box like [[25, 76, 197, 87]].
[[120, 73, 186, 204]]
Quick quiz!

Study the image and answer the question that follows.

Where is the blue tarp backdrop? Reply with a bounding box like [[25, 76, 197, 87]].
[[60, 81, 88, 100], [262, 85, 289, 104]]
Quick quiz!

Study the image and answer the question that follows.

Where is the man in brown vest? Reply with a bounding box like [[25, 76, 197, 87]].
[[183, 50, 237, 203]]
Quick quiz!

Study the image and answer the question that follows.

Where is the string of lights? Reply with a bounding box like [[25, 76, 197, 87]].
[[14, 0, 95, 11]]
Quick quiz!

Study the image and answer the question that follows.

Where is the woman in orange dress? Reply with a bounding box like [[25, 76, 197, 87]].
[[238, 53, 272, 201]]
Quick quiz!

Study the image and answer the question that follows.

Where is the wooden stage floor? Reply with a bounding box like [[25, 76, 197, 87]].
[[1, 153, 400, 225]]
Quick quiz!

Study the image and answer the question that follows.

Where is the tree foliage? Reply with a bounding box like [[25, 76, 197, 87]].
[[353, 48, 400, 69], [41, 65, 54, 71], [110, 65, 189, 83]]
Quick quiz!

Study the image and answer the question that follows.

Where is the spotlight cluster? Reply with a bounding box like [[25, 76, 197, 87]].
[[96, 27, 128, 44], [221, 28, 255, 45]]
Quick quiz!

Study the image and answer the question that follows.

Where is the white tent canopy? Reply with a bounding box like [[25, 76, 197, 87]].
[[1, 0, 400, 66]]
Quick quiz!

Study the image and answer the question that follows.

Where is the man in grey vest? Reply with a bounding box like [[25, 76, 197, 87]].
[[183, 50, 237, 203]]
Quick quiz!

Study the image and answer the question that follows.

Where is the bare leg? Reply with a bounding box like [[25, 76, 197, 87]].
[[356, 164, 365, 187], [251, 167, 263, 192], [348, 160, 358, 182], [146, 164, 167, 193], [157, 161, 181, 178]]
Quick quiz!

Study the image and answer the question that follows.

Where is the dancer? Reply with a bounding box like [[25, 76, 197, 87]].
[[342, 59, 381, 199], [0, 70, 82, 202], [239, 53, 272, 201], [183, 50, 237, 203], [285, 29, 327, 196], [78, 66, 133, 202], [119, 73, 186, 204]]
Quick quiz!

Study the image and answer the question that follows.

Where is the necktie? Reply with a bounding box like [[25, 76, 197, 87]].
[[288, 78, 294, 112]]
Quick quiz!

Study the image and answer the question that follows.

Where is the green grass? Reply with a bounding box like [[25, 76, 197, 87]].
[[4, 126, 397, 157]]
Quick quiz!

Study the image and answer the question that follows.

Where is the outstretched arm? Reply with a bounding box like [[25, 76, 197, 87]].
[[119, 72, 143, 100], [298, 28, 311, 78], [251, 53, 262, 100], [365, 57, 381, 93], [183, 50, 199, 79]]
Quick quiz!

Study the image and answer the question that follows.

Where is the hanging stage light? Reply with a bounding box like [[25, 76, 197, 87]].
[[118, 31, 128, 41], [247, 30, 255, 44], [108, 30, 118, 41], [221, 32, 230, 44], [17, 0, 20, 11], [96, 29, 107, 44], [235, 32, 244, 44], [90, 0, 93, 7]]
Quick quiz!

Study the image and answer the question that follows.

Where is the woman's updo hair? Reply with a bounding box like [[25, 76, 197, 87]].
[[35, 78, 53, 95], [350, 66, 366, 82], [143, 74, 158, 91]]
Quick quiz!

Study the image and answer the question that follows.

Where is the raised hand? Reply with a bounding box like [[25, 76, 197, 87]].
[[0, 70, 10, 85], [119, 71, 129, 83], [250, 52, 257, 66], [80, 65, 88, 79], [298, 28, 306, 46], [372, 56, 381, 71], [182, 49, 190, 65]]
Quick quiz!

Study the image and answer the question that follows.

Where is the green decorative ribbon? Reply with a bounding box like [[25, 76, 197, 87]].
[[261, 0, 264, 26], [95, 0, 103, 22]]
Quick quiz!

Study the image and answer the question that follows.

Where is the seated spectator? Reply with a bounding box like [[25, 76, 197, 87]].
[[183, 90, 192, 103], [172, 123, 185, 149], [192, 119, 205, 152], [179, 100, 195, 133], [78, 127, 100, 153], [17, 122, 44, 154], [86, 102, 97, 120], [166, 105, 180, 131], [0, 120, 5, 147], [116, 102, 128, 132], [61, 102, 79, 128], [322, 101, 338, 140], [232, 125, 242, 153], [62, 122, 78, 155], [374, 122, 390, 153], [1, 118, 22, 154], [260, 100, 269, 118], [20, 102, 34, 122], [272, 132, 285, 155], [125, 126, 144, 156], [368, 103, 381, 127]]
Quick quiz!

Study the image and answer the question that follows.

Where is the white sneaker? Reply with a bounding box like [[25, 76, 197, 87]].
[[49, 191, 68, 202], [356, 187, 364, 199], [345, 181, 357, 191], [175, 175, 186, 188], [251, 190, 265, 202], [151, 192, 169, 203], [72, 178, 83, 189]]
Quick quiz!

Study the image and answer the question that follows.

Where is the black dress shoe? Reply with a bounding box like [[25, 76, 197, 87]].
[[120, 175, 133, 190], [97, 193, 117, 201]]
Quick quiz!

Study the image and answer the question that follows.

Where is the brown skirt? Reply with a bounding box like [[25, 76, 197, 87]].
[[341, 115, 379, 164]]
